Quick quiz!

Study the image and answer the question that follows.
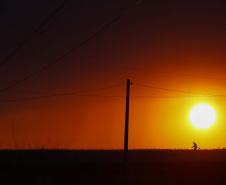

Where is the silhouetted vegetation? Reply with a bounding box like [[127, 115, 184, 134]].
[[1, 149, 226, 184]]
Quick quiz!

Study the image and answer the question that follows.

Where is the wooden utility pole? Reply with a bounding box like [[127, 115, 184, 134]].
[[124, 79, 130, 164]]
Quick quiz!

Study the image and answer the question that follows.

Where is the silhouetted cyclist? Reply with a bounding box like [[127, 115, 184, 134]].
[[192, 142, 200, 151]]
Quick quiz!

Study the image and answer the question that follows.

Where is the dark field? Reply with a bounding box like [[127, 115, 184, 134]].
[[1, 149, 226, 184]]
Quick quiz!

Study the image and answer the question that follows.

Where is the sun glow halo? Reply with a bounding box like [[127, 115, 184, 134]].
[[189, 104, 216, 129]]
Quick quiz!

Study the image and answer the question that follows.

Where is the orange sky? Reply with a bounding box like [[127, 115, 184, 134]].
[[0, 0, 226, 149]]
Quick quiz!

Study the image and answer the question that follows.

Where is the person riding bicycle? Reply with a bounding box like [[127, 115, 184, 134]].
[[192, 142, 200, 151]]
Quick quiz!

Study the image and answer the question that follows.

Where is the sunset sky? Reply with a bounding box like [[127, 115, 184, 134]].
[[0, 0, 226, 149]]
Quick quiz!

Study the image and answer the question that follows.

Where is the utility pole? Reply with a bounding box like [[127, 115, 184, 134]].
[[124, 79, 131, 164]]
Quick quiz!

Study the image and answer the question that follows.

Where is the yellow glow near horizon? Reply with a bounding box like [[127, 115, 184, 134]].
[[189, 104, 216, 129]]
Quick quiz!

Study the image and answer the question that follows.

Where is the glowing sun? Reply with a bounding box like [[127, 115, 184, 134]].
[[189, 104, 216, 129]]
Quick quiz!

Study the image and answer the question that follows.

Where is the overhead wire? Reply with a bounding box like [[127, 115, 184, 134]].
[[7, 81, 226, 98], [1, 94, 226, 103], [6, 90, 57, 95], [0, 0, 70, 69], [130, 95, 224, 99], [2, 0, 224, 101], [132, 83, 226, 96], [2, 83, 226, 103], [88, 62, 226, 81], [0, 95, 125, 103], [0, 0, 143, 92], [6, 84, 126, 95], [0, 84, 126, 102]]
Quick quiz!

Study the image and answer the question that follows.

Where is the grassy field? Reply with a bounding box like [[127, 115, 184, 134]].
[[1, 149, 226, 184]]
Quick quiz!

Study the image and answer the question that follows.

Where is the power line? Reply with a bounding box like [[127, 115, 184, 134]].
[[7, 84, 126, 95], [2, 83, 226, 103], [0, 84, 126, 102], [0, 0, 143, 92], [1, 94, 225, 103], [0, 94, 125, 103], [0, 0, 70, 69], [88, 62, 226, 81], [131, 95, 225, 99], [133, 83, 226, 96], [6, 90, 56, 95], [5, 82, 226, 98]]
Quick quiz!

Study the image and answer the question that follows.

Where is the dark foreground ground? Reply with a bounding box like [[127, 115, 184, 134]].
[[1, 149, 226, 184]]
